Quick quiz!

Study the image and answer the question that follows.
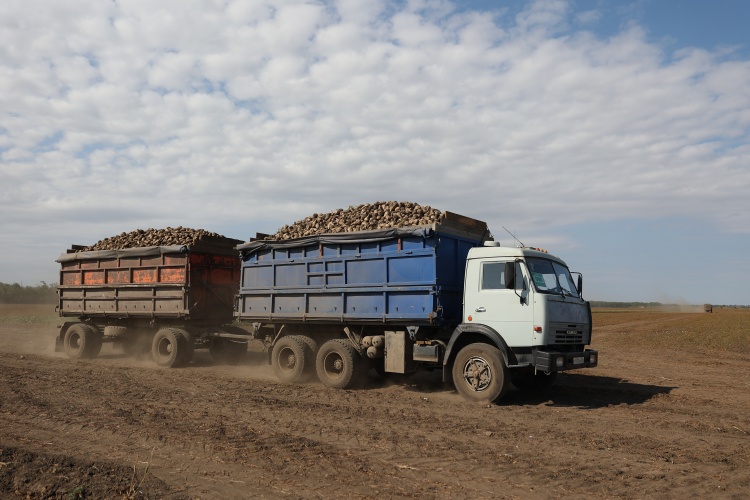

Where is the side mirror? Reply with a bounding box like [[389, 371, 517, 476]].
[[504, 262, 515, 289], [577, 274, 583, 296]]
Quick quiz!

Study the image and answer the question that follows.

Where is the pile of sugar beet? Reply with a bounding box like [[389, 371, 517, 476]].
[[80, 227, 227, 251], [268, 201, 443, 240], [80, 201, 443, 250]]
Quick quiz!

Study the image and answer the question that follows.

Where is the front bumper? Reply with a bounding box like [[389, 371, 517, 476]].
[[534, 349, 598, 372]]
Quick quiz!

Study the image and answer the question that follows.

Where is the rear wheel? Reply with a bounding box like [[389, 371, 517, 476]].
[[452, 343, 509, 403], [316, 339, 363, 389], [152, 328, 189, 368], [272, 336, 308, 383], [296, 335, 319, 378], [63, 324, 102, 359]]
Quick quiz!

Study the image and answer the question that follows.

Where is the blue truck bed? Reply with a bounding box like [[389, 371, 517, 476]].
[[235, 214, 489, 326]]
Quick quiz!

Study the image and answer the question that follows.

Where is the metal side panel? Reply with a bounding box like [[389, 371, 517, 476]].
[[384, 330, 418, 374]]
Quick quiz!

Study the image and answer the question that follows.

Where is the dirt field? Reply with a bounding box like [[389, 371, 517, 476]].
[[1, 304, 748, 499]]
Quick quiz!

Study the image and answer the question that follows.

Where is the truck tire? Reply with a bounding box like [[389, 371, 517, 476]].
[[296, 335, 319, 377], [452, 343, 509, 403], [512, 371, 557, 392], [104, 325, 128, 337], [63, 324, 102, 359], [169, 328, 194, 365], [316, 339, 362, 390], [272, 336, 308, 383], [209, 338, 249, 364], [152, 328, 189, 368]]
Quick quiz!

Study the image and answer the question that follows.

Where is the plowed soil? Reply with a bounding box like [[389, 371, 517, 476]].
[[1, 305, 748, 499]]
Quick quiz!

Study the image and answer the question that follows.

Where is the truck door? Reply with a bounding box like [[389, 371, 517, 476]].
[[464, 260, 534, 347]]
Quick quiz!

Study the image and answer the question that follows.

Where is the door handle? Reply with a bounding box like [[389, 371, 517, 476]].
[[475, 307, 486, 313]]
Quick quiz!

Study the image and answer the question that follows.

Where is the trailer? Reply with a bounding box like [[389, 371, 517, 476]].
[[55, 237, 245, 367], [236, 213, 597, 402]]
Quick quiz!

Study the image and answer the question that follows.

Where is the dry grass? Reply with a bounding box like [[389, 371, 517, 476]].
[[593, 307, 750, 353]]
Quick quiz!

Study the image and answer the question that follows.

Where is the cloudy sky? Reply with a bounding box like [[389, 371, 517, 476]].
[[2, 0, 749, 305]]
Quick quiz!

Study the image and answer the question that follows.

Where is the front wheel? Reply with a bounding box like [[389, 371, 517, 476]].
[[452, 343, 509, 403]]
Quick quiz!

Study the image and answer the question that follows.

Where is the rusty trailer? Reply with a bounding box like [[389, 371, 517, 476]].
[[55, 238, 246, 367]]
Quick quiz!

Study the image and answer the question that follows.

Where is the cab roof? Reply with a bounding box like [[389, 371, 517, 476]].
[[467, 244, 568, 267]]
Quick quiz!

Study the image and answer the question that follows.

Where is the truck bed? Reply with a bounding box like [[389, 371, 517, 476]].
[[235, 213, 489, 326]]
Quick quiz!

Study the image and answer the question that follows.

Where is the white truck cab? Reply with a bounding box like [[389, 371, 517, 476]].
[[444, 242, 597, 402], [464, 243, 591, 349]]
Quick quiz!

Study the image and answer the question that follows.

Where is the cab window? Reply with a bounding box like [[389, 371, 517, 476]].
[[481, 262, 522, 290]]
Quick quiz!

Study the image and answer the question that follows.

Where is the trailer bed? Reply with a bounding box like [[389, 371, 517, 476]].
[[57, 239, 241, 322]]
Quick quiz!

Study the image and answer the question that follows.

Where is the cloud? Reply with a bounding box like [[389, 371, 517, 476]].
[[1, 0, 749, 285]]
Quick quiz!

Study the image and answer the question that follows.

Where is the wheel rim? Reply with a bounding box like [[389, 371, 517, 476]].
[[68, 332, 81, 350], [461, 356, 493, 392], [322, 351, 345, 380], [277, 346, 297, 373], [157, 337, 174, 359]]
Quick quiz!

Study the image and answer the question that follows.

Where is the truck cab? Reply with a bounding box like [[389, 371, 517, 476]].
[[445, 242, 597, 402]]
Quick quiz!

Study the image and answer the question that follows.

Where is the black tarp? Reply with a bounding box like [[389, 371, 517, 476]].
[[56, 245, 190, 263]]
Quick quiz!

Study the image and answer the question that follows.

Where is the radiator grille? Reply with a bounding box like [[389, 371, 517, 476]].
[[550, 323, 585, 344]]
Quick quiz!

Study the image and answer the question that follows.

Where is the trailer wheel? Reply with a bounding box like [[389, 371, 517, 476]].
[[512, 371, 557, 392], [169, 328, 194, 365], [63, 324, 102, 359], [452, 344, 509, 403], [152, 328, 189, 368], [272, 336, 308, 383], [316, 339, 362, 390]]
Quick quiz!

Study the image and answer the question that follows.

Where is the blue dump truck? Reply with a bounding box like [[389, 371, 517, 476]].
[[236, 212, 597, 403]]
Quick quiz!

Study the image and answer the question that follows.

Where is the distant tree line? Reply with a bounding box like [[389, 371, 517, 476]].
[[589, 301, 667, 308], [0, 282, 57, 304], [590, 301, 749, 309]]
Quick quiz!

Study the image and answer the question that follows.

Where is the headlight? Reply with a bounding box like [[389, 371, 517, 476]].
[[590, 353, 597, 364], [555, 357, 564, 368]]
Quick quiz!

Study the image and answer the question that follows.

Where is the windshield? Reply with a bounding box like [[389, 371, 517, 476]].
[[526, 257, 580, 298]]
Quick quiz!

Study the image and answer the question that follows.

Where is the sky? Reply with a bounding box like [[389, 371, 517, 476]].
[[1, 0, 749, 305]]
